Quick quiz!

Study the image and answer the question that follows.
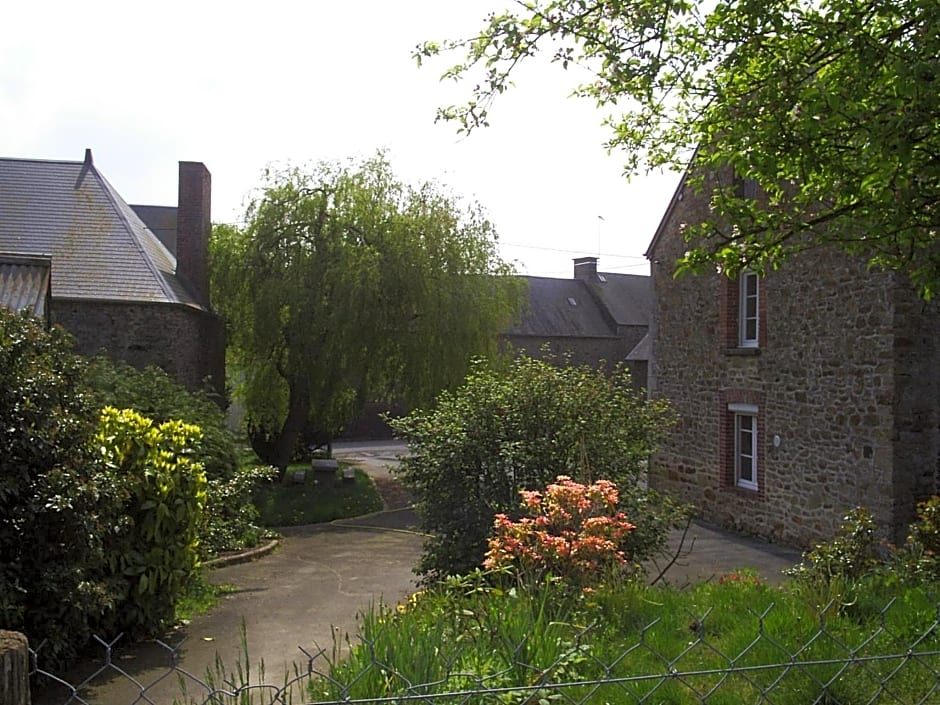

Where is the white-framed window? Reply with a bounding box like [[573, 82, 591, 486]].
[[729, 403, 758, 490], [739, 272, 759, 347]]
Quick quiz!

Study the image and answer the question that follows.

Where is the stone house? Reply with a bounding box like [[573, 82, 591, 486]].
[[503, 257, 651, 388], [0, 149, 224, 395], [645, 168, 940, 546]]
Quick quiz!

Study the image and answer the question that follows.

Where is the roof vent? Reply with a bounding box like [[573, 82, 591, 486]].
[[597, 274, 607, 283], [567, 297, 578, 306]]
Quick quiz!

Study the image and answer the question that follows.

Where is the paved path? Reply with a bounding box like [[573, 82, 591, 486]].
[[34, 441, 803, 704]]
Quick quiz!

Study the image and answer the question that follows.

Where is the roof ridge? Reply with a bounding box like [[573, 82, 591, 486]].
[[88, 165, 180, 302], [0, 155, 84, 166]]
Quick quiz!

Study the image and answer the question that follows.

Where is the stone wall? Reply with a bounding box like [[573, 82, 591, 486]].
[[504, 334, 648, 389], [891, 285, 940, 541], [52, 299, 225, 397], [648, 172, 938, 547]]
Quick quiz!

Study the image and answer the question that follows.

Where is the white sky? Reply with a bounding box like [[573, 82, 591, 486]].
[[1, 1, 680, 278]]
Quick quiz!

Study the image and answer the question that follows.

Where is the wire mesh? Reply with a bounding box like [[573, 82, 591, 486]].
[[27, 598, 940, 705]]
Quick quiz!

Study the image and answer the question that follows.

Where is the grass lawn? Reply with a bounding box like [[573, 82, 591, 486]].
[[252, 464, 383, 527]]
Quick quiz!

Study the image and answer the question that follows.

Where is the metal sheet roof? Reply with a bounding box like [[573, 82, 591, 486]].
[[0, 254, 50, 316], [0, 155, 198, 307]]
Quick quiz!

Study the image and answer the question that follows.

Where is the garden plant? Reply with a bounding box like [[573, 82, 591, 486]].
[[315, 501, 940, 705], [391, 353, 682, 581]]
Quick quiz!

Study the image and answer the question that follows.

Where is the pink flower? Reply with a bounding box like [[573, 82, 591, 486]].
[[483, 474, 636, 586]]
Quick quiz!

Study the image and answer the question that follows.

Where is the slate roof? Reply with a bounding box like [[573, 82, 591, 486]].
[[130, 204, 177, 254], [585, 272, 650, 326], [508, 268, 651, 338], [0, 154, 199, 307], [0, 254, 50, 317], [508, 276, 617, 337]]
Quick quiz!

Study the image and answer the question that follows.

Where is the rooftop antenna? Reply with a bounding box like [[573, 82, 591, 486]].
[[597, 215, 604, 258]]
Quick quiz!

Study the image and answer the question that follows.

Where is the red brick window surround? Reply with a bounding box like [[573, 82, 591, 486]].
[[719, 272, 767, 351], [719, 389, 766, 497]]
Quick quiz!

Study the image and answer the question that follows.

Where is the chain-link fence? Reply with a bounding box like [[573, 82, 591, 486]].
[[27, 597, 940, 705]]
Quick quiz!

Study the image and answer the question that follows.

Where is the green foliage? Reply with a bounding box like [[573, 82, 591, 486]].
[[0, 310, 113, 664], [211, 152, 525, 471], [85, 356, 271, 557], [892, 496, 940, 584], [252, 466, 382, 527], [421, 0, 940, 298], [787, 502, 940, 624], [318, 570, 581, 703], [96, 407, 207, 636], [390, 354, 678, 581], [314, 574, 940, 704], [786, 508, 883, 615], [201, 463, 278, 556], [85, 356, 237, 482], [0, 311, 230, 663]]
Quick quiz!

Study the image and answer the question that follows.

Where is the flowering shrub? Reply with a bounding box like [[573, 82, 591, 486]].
[[391, 354, 675, 582], [484, 476, 635, 586]]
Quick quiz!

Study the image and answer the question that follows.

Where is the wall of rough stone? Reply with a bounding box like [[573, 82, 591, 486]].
[[503, 334, 648, 389], [52, 299, 225, 397], [647, 172, 937, 547], [891, 286, 940, 541]]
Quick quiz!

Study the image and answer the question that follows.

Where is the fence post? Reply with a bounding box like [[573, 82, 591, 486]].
[[0, 630, 30, 705]]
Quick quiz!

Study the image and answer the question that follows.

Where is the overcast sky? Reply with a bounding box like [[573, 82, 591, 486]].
[[1, 1, 680, 278]]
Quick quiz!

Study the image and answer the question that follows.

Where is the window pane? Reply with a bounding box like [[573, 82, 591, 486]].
[[745, 296, 757, 319], [739, 273, 760, 347], [739, 455, 754, 482], [735, 413, 757, 488], [745, 274, 758, 297]]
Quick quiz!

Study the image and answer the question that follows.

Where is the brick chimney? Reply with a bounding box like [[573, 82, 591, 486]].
[[176, 161, 211, 308], [573, 256, 598, 280]]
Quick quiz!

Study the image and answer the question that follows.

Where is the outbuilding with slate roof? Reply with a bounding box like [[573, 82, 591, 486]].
[[0, 149, 223, 394], [503, 257, 650, 389]]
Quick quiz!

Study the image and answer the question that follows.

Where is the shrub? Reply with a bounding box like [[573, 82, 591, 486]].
[[202, 463, 278, 556], [484, 476, 637, 588], [786, 508, 882, 614], [85, 356, 269, 557], [390, 354, 677, 581], [84, 356, 237, 481], [95, 407, 207, 636], [893, 496, 940, 583], [0, 310, 112, 664]]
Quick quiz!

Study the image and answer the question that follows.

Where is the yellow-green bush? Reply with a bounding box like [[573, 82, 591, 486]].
[[96, 407, 207, 636]]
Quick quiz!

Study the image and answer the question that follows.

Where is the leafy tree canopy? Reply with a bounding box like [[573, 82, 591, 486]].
[[211, 152, 525, 470], [418, 0, 940, 298]]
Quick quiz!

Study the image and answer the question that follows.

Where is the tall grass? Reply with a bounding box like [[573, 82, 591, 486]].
[[310, 573, 940, 704]]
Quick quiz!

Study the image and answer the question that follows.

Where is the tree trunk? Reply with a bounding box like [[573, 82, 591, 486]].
[[271, 380, 311, 476]]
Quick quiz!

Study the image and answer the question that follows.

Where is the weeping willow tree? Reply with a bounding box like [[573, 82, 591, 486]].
[[211, 153, 525, 471]]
